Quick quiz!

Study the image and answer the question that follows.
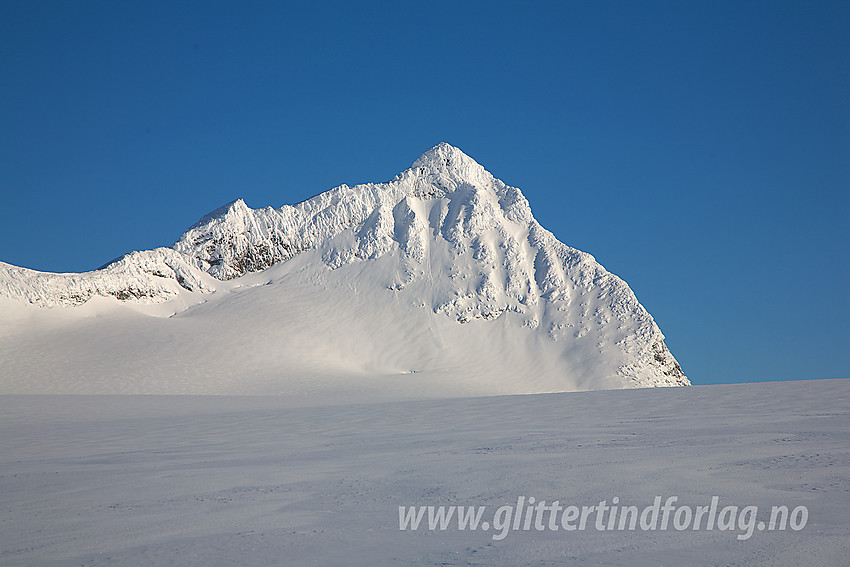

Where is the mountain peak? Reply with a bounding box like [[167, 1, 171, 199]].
[[397, 142, 496, 196], [412, 142, 470, 167], [410, 142, 482, 173], [187, 198, 250, 230], [0, 144, 689, 390]]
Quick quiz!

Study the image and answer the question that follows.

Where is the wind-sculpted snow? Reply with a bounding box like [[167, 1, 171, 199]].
[[0, 143, 688, 390], [173, 144, 535, 280], [0, 249, 214, 307]]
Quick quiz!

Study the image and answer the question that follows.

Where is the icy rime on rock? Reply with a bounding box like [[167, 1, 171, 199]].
[[0, 143, 689, 387], [0, 248, 211, 307]]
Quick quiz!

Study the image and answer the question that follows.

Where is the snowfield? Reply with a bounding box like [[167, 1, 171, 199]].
[[1, 379, 848, 566]]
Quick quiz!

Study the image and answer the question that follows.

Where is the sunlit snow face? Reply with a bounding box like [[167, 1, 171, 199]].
[[0, 144, 686, 396]]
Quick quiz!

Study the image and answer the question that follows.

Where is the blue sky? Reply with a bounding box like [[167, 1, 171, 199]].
[[1, 1, 847, 385]]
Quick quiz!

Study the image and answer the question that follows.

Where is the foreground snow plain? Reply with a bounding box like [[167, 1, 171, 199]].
[[1, 379, 847, 566]]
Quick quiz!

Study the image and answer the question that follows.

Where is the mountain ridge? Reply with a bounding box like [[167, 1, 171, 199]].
[[0, 143, 688, 391]]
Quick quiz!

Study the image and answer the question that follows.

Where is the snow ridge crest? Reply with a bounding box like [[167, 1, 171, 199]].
[[174, 143, 536, 279]]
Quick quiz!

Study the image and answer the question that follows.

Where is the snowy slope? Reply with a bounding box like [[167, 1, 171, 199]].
[[0, 144, 687, 394], [1, 380, 848, 566]]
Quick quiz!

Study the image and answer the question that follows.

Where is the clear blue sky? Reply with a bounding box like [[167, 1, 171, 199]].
[[1, 1, 847, 385]]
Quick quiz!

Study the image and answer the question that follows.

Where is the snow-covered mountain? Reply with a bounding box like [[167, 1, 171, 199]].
[[0, 143, 688, 395]]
